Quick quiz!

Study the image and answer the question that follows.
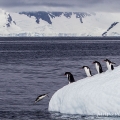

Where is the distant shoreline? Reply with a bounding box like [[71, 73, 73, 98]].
[[0, 36, 120, 41]]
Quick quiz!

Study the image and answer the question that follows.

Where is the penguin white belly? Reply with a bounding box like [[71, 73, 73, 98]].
[[67, 74, 69, 79], [95, 63, 99, 74], [84, 68, 91, 77], [39, 95, 46, 100], [106, 62, 111, 70], [36, 94, 47, 102], [67, 74, 70, 83]]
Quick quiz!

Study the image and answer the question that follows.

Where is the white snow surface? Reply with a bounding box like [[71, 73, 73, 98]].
[[49, 66, 120, 115], [1, 8, 120, 36]]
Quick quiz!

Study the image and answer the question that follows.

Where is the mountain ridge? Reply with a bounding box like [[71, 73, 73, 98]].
[[0, 8, 120, 37]]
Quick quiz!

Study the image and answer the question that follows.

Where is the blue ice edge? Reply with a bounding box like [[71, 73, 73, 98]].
[[49, 66, 120, 116]]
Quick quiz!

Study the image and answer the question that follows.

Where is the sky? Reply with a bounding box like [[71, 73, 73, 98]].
[[0, 0, 120, 12]]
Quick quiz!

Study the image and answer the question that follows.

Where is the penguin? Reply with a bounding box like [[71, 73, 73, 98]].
[[104, 59, 115, 70], [93, 61, 103, 74], [35, 93, 49, 103], [64, 72, 75, 84], [81, 66, 92, 77]]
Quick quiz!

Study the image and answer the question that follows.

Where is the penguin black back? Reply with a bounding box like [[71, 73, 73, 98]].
[[64, 72, 75, 83], [93, 61, 103, 73], [111, 65, 114, 70]]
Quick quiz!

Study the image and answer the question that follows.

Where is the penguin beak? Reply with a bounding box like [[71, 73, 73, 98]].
[[80, 67, 83, 69]]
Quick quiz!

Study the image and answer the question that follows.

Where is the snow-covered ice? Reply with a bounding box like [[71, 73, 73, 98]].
[[49, 66, 120, 115]]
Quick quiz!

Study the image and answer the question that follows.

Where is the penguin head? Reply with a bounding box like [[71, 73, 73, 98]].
[[81, 66, 85, 69], [81, 66, 89, 69], [93, 61, 99, 64], [104, 59, 115, 65], [104, 59, 110, 62], [64, 72, 71, 76]]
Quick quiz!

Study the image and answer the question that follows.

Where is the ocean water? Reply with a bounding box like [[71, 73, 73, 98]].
[[0, 39, 120, 120]]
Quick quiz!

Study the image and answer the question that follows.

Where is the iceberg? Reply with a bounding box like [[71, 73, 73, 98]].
[[49, 66, 120, 116]]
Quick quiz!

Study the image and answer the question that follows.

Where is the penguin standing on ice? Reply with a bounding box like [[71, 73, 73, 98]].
[[104, 59, 115, 70], [93, 61, 103, 74], [81, 66, 92, 77], [64, 72, 75, 84]]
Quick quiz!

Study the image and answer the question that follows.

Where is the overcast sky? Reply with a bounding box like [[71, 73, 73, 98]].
[[0, 0, 120, 12]]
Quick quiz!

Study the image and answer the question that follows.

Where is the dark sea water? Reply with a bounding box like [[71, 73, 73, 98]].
[[0, 39, 120, 120]]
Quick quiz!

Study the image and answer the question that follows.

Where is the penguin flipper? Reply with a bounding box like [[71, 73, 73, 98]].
[[111, 65, 114, 70], [111, 62, 116, 65]]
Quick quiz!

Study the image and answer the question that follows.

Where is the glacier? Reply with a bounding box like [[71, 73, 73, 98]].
[[49, 66, 120, 116]]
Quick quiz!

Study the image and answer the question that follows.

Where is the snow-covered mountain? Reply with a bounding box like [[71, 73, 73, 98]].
[[0, 8, 120, 36], [0, 9, 21, 36]]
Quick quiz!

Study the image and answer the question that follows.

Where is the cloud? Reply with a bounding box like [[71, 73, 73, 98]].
[[0, 0, 120, 12]]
